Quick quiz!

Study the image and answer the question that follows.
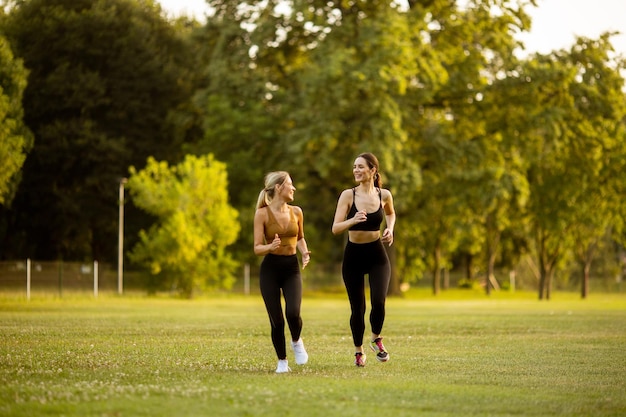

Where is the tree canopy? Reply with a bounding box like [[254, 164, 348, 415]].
[[127, 154, 240, 297], [0, 34, 31, 206], [0, 0, 200, 261], [0, 0, 625, 298]]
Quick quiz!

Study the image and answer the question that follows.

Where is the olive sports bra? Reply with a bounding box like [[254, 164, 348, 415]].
[[347, 188, 384, 231], [264, 206, 302, 249]]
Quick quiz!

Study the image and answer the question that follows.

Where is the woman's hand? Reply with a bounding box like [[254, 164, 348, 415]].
[[353, 210, 367, 225], [381, 228, 394, 246], [301, 251, 311, 269], [270, 234, 281, 252]]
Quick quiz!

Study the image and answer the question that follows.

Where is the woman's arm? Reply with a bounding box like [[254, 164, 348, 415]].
[[253, 208, 280, 256], [297, 238, 310, 268], [381, 189, 395, 246], [294, 206, 311, 268], [332, 189, 363, 235]]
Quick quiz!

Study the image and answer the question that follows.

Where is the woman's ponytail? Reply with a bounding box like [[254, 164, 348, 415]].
[[256, 171, 289, 209]]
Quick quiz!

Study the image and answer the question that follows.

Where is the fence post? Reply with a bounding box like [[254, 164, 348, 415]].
[[58, 260, 63, 297], [118, 178, 127, 295], [26, 258, 31, 301], [94, 260, 99, 298], [244, 263, 250, 295], [509, 270, 516, 293]]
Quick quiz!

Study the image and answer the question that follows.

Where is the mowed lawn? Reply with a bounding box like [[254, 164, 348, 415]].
[[0, 291, 625, 417]]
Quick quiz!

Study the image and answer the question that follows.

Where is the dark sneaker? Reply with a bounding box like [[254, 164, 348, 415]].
[[354, 352, 367, 367], [370, 337, 390, 362]]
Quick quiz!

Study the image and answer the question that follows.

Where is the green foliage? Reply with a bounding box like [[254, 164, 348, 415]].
[[185, 2, 297, 265], [175, 0, 626, 297], [486, 35, 626, 299], [1, 0, 625, 299], [127, 154, 240, 297], [396, 0, 536, 292], [0, 34, 32, 205], [0, 0, 198, 261]]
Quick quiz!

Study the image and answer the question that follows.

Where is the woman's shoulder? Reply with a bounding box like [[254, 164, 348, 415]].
[[339, 188, 354, 197], [336, 188, 354, 203], [289, 204, 303, 215], [380, 188, 393, 200], [254, 206, 269, 219]]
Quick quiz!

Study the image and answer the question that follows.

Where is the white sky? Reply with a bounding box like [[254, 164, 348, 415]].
[[158, 0, 626, 57], [158, 0, 209, 20], [516, 0, 626, 57]]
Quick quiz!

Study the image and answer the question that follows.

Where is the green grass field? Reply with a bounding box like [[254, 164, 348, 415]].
[[1, 290, 625, 416]]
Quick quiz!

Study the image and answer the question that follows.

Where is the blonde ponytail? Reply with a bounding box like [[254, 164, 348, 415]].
[[256, 171, 289, 209]]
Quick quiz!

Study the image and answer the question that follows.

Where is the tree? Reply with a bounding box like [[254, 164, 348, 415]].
[[402, 0, 534, 294], [0, 0, 198, 262], [0, 34, 32, 206], [282, 1, 429, 292], [188, 0, 539, 294], [559, 35, 626, 298], [183, 1, 317, 273], [127, 154, 240, 297], [494, 34, 626, 299]]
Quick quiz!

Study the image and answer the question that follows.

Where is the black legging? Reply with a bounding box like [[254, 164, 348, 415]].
[[259, 253, 303, 360], [342, 239, 390, 347]]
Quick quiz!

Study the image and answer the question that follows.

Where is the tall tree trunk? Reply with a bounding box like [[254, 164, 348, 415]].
[[538, 260, 547, 300], [486, 243, 497, 296], [432, 245, 441, 295], [485, 214, 500, 296], [546, 269, 553, 300], [465, 253, 473, 281], [581, 261, 590, 299], [578, 241, 596, 300], [486, 250, 492, 296], [537, 230, 547, 300]]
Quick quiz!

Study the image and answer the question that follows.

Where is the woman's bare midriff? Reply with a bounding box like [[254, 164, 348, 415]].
[[348, 230, 380, 244], [271, 246, 297, 256]]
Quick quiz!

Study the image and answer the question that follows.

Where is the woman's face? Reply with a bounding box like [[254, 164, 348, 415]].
[[353, 157, 374, 183], [277, 176, 296, 201]]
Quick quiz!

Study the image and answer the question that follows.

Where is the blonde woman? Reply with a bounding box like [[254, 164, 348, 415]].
[[254, 171, 311, 373]]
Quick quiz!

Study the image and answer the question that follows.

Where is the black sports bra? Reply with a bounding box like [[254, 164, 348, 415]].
[[347, 188, 384, 231]]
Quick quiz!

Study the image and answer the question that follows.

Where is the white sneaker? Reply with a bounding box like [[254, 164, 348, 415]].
[[275, 359, 291, 373], [291, 339, 309, 365]]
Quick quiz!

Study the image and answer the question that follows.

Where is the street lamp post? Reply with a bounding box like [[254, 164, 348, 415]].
[[118, 178, 128, 295]]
